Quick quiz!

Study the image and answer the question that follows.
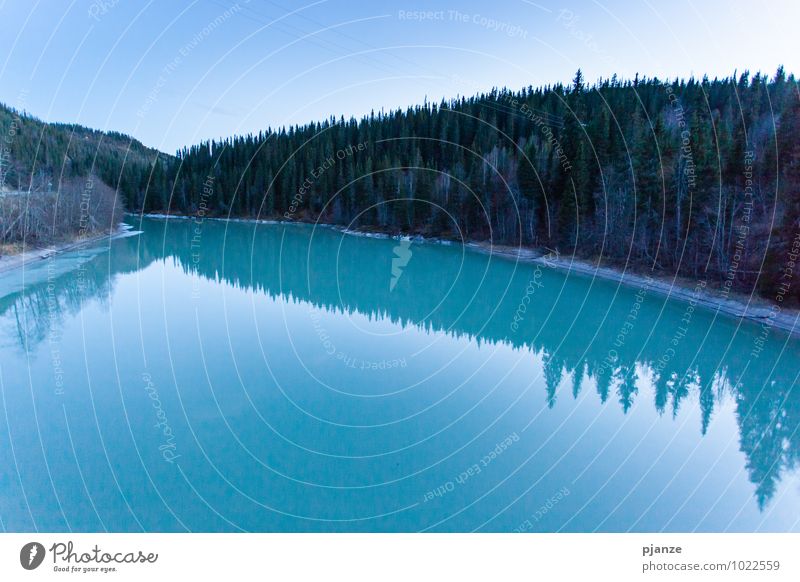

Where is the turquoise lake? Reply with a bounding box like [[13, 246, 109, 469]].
[[0, 216, 798, 532]]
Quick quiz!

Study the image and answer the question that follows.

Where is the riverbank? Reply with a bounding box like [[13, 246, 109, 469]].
[[0, 224, 135, 276], [137, 212, 799, 339], [465, 241, 799, 339]]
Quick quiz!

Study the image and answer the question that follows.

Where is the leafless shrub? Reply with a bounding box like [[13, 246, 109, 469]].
[[0, 175, 124, 250]]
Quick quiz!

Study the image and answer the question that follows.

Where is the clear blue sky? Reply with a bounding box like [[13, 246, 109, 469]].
[[0, 0, 796, 153]]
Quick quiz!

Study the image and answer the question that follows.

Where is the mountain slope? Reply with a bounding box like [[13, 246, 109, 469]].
[[0, 103, 172, 247]]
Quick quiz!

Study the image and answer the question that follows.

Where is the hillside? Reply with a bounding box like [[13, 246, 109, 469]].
[[161, 69, 800, 304], [0, 102, 172, 249]]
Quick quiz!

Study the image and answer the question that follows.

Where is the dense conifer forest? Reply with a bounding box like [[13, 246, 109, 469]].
[[2, 69, 799, 303]]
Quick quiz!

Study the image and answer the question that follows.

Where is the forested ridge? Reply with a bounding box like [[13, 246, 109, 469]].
[[2, 70, 799, 304], [159, 69, 800, 304]]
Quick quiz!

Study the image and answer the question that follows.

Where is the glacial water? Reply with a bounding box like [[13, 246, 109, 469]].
[[0, 216, 798, 532]]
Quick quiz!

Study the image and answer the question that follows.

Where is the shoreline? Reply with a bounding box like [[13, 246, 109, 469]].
[[468, 241, 799, 340], [0, 224, 135, 276], [137, 212, 800, 339]]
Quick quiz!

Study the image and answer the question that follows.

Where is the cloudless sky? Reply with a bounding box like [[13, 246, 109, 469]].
[[0, 0, 797, 153]]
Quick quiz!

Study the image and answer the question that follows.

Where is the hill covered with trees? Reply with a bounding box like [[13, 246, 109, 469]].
[[0, 102, 168, 248], [160, 69, 799, 304]]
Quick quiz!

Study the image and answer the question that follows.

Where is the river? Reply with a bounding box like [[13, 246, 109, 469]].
[[0, 216, 797, 531]]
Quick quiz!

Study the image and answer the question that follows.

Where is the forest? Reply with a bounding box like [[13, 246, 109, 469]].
[[2, 69, 798, 303]]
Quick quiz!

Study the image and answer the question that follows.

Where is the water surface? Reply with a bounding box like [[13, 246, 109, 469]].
[[0, 217, 798, 532]]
